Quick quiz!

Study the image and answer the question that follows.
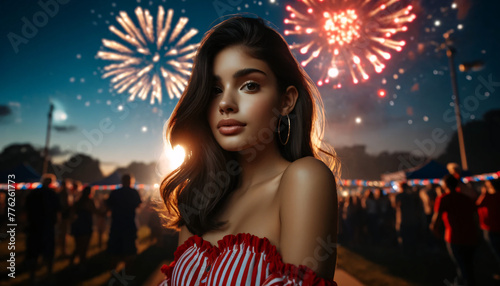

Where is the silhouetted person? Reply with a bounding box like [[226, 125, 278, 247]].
[[362, 189, 380, 244], [420, 183, 439, 251], [447, 162, 478, 201], [106, 174, 142, 267], [94, 191, 109, 249], [394, 182, 421, 254], [25, 174, 61, 284], [430, 174, 478, 286], [476, 179, 500, 279], [70, 186, 96, 273], [71, 180, 82, 205], [57, 178, 72, 257], [374, 188, 393, 246]]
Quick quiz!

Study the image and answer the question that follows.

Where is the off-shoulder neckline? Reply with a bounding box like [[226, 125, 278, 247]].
[[164, 232, 337, 285], [188, 232, 273, 247]]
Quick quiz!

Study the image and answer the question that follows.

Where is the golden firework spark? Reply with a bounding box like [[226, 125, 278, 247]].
[[97, 6, 199, 104], [284, 0, 415, 88]]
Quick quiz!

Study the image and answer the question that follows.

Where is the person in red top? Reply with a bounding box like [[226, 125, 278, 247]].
[[430, 174, 478, 286], [447, 162, 478, 201], [476, 179, 500, 278]]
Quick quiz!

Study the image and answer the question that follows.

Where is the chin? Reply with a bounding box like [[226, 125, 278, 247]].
[[217, 140, 248, 152], [215, 135, 253, 152]]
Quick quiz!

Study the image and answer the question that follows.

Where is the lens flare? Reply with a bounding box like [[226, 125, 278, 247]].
[[165, 144, 185, 170], [284, 0, 415, 88], [97, 6, 199, 104]]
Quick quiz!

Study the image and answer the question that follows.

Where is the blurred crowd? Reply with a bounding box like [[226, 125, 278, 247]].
[[0, 173, 176, 285], [338, 163, 500, 286], [0, 162, 498, 285]]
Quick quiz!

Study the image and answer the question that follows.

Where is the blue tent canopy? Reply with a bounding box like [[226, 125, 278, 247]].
[[381, 160, 450, 182], [406, 160, 449, 179], [90, 170, 124, 186], [0, 164, 41, 183]]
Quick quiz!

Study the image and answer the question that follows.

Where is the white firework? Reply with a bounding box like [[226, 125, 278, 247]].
[[97, 6, 199, 104]]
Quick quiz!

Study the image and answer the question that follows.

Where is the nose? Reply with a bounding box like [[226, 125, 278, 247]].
[[218, 90, 238, 114]]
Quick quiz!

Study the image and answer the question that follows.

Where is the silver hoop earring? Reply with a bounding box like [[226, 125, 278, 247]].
[[278, 114, 290, 145]]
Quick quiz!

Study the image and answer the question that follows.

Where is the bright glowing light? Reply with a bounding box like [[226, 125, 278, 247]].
[[154, 183, 159, 188], [284, 0, 414, 88], [328, 67, 339, 77], [54, 110, 67, 121], [323, 9, 360, 45], [355, 117, 362, 124], [377, 89, 386, 98], [434, 20, 441, 27], [451, 3, 457, 9], [166, 145, 185, 169], [97, 6, 199, 104], [457, 24, 463, 30], [141, 126, 148, 132]]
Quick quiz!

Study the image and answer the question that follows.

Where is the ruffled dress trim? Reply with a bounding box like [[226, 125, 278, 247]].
[[160, 232, 338, 286]]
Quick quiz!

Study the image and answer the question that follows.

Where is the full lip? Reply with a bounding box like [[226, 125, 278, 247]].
[[217, 118, 246, 128]]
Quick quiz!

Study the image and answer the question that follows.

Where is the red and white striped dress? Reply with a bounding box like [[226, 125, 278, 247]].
[[159, 232, 338, 286]]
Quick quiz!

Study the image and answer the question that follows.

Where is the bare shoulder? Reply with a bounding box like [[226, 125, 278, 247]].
[[178, 225, 194, 247], [277, 156, 338, 279], [277, 156, 338, 222], [279, 156, 337, 197]]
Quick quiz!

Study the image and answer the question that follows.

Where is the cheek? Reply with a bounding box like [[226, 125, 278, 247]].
[[207, 101, 219, 126], [243, 97, 278, 128]]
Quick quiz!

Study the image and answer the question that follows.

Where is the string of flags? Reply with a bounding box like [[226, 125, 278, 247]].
[[0, 182, 158, 191], [1, 171, 499, 191], [340, 170, 500, 187]]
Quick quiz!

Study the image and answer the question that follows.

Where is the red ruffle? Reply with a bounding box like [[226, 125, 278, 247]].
[[217, 233, 337, 285], [217, 232, 280, 257], [160, 234, 215, 276], [161, 232, 338, 286], [264, 261, 338, 286]]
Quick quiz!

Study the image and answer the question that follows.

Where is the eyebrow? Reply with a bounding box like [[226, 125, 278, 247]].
[[214, 68, 267, 81]]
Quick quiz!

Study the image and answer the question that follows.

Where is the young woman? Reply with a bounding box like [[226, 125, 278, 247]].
[[159, 15, 340, 285]]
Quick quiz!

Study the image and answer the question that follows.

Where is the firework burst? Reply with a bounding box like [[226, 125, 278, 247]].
[[284, 0, 415, 88], [97, 6, 199, 104]]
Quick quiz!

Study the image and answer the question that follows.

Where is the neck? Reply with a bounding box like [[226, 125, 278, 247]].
[[236, 139, 289, 190]]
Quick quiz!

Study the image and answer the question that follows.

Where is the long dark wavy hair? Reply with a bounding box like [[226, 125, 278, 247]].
[[160, 15, 340, 236]]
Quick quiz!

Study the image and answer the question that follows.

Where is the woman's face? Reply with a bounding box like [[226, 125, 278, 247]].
[[208, 45, 282, 152]]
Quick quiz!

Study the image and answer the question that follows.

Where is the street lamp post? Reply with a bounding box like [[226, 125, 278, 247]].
[[445, 46, 468, 171], [444, 30, 468, 171], [42, 104, 54, 174]]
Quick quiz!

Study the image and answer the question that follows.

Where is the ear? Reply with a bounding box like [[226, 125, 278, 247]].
[[280, 85, 298, 116]]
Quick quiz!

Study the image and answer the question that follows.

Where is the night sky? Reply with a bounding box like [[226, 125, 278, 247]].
[[1, 0, 499, 175]]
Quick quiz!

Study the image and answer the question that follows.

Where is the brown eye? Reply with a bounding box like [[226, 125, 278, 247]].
[[242, 82, 260, 92], [213, 86, 223, 96]]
